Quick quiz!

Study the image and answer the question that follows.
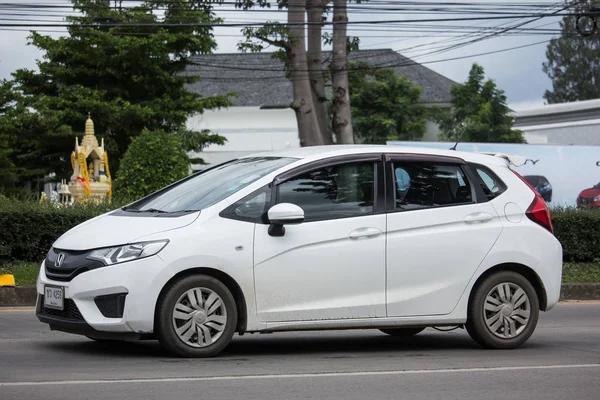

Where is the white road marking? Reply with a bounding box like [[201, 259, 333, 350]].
[[1, 364, 599, 387]]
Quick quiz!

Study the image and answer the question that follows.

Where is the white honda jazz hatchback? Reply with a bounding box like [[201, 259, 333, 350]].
[[36, 145, 562, 357]]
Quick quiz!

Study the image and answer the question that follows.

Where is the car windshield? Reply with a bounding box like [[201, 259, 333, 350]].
[[594, 182, 600, 189], [125, 156, 296, 213]]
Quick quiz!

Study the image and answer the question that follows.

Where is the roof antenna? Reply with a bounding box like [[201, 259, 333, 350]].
[[449, 131, 466, 151]]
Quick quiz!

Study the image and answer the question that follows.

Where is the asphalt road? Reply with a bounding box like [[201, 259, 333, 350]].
[[1, 302, 599, 400]]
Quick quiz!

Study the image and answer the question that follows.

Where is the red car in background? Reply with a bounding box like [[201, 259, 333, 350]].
[[577, 182, 600, 209]]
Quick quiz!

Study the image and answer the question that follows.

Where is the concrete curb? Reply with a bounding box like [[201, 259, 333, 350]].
[[1, 284, 600, 307], [560, 283, 600, 301], [0, 286, 37, 307]]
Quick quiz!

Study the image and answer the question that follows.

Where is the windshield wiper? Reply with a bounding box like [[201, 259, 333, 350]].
[[122, 207, 168, 213]]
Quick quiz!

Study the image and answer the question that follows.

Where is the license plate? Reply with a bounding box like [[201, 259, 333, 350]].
[[44, 286, 64, 310]]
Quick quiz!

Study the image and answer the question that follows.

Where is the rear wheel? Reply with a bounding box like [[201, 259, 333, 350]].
[[380, 327, 425, 337], [155, 275, 237, 358], [466, 271, 539, 349]]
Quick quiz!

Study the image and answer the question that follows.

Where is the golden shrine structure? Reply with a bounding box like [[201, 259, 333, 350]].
[[60, 114, 112, 203]]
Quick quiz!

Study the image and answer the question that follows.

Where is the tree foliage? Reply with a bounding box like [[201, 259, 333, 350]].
[[543, 0, 600, 103], [349, 62, 427, 144], [237, 0, 362, 145], [436, 63, 525, 144], [0, 0, 229, 191], [113, 129, 190, 201]]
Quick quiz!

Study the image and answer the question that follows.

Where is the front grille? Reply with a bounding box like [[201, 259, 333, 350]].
[[38, 296, 84, 321], [579, 196, 593, 206], [94, 293, 127, 318], [45, 248, 104, 282]]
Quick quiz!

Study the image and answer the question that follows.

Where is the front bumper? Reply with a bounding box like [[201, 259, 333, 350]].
[[36, 296, 143, 340], [36, 255, 172, 335]]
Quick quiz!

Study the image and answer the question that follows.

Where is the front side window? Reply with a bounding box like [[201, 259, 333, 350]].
[[221, 186, 272, 223], [276, 162, 376, 222], [125, 157, 295, 213], [392, 162, 472, 211]]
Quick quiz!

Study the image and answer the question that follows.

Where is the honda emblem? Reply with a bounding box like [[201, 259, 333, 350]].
[[55, 253, 66, 268]]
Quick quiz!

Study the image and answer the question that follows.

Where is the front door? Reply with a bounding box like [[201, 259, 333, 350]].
[[253, 158, 387, 322]]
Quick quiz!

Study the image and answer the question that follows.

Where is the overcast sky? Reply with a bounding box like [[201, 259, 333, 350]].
[[0, 0, 567, 111]]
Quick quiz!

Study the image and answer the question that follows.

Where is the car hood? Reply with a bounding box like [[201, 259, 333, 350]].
[[52, 211, 200, 251], [579, 188, 600, 198]]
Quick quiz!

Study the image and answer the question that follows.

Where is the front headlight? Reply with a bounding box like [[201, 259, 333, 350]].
[[87, 240, 169, 266], [594, 196, 600, 202]]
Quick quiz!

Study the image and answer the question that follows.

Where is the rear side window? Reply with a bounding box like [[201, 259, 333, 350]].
[[470, 164, 507, 201], [392, 162, 473, 211]]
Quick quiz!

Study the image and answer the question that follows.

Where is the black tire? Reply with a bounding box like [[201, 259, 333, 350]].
[[155, 275, 237, 358], [380, 327, 426, 337], [466, 271, 539, 349]]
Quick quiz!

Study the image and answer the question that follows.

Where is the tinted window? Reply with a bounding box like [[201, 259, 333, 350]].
[[221, 186, 271, 223], [277, 162, 375, 222], [125, 157, 295, 213], [392, 163, 472, 210], [472, 165, 507, 201]]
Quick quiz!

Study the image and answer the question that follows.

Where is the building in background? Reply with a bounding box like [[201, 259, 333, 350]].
[[512, 98, 600, 145], [184, 49, 457, 170]]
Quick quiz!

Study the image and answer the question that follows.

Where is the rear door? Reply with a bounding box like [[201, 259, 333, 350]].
[[385, 154, 504, 317]]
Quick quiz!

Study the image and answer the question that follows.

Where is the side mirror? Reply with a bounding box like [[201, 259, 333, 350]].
[[267, 203, 304, 237]]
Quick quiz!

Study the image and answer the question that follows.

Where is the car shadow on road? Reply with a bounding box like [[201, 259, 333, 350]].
[[223, 331, 483, 356], [39, 329, 492, 359]]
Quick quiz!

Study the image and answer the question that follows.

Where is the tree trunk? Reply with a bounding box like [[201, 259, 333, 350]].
[[307, 0, 333, 145], [288, 0, 324, 147], [331, 0, 354, 144]]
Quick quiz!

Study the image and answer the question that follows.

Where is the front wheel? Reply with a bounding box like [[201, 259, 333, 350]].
[[380, 327, 425, 337], [155, 275, 238, 358], [466, 271, 539, 349]]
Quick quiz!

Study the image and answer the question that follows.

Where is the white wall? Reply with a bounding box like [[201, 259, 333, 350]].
[[186, 107, 300, 168]]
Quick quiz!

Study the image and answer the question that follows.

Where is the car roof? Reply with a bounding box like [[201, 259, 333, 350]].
[[243, 144, 507, 166]]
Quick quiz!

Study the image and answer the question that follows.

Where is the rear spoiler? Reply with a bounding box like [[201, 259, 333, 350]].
[[479, 152, 526, 167]]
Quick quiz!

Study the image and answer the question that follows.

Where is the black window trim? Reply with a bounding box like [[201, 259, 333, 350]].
[[270, 153, 386, 223], [384, 153, 479, 214]]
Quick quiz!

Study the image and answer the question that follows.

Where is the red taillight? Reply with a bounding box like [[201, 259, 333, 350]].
[[512, 170, 554, 234], [526, 195, 554, 234]]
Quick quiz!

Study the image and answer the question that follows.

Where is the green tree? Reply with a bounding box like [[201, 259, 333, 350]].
[[2, 0, 229, 190], [349, 62, 427, 144], [113, 129, 190, 201], [543, 0, 600, 103], [437, 63, 525, 144], [0, 81, 16, 190]]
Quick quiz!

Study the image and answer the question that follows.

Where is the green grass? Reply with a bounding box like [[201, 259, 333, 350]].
[[562, 262, 600, 283], [0, 261, 40, 286], [0, 261, 599, 287]]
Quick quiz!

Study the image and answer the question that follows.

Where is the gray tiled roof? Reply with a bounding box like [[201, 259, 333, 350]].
[[185, 49, 456, 107]]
